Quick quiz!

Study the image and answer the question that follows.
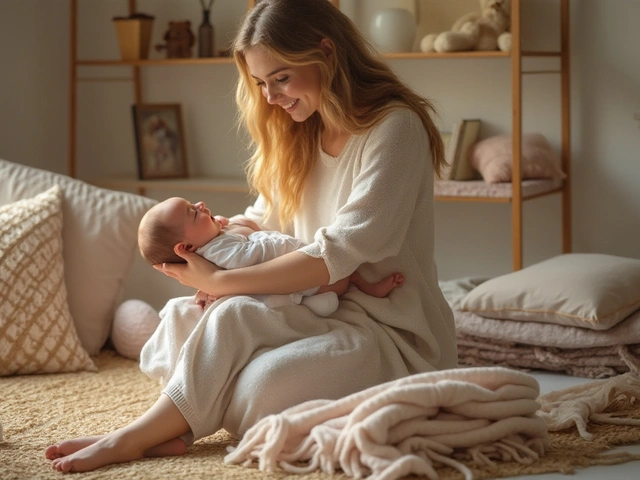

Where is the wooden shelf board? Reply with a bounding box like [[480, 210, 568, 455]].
[[521, 50, 562, 57], [378, 51, 509, 60], [435, 179, 564, 203], [92, 177, 564, 203], [92, 176, 250, 193], [76, 57, 235, 66], [76, 50, 511, 67]]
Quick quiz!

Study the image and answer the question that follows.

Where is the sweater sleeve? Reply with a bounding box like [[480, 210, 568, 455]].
[[300, 109, 432, 284]]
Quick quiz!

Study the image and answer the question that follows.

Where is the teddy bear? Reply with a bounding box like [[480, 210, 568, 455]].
[[420, 0, 512, 54], [155, 21, 195, 58]]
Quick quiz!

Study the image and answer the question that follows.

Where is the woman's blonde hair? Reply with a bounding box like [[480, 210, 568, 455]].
[[233, 0, 444, 228]]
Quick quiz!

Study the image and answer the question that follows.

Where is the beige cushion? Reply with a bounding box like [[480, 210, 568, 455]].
[[0, 159, 156, 355], [460, 253, 640, 331], [470, 133, 566, 184], [0, 186, 96, 375]]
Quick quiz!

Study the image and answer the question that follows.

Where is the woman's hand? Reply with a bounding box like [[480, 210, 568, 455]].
[[154, 244, 221, 293]]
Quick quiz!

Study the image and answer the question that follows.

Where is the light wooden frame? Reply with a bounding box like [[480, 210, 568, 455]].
[[132, 103, 188, 180]]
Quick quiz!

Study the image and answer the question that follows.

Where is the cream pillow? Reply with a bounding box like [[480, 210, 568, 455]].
[[0, 186, 96, 375], [470, 133, 567, 183], [0, 159, 157, 355], [460, 253, 640, 330]]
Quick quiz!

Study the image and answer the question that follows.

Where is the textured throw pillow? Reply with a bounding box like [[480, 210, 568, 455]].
[[470, 133, 567, 183], [0, 186, 96, 375], [460, 253, 640, 330], [0, 159, 157, 355]]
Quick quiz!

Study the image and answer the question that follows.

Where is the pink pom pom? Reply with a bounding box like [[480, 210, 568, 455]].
[[111, 299, 160, 360]]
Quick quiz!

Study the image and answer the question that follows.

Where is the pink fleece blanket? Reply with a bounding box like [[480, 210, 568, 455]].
[[225, 367, 548, 480], [225, 368, 640, 480]]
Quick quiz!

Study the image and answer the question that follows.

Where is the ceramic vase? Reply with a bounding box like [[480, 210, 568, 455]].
[[369, 8, 416, 53]]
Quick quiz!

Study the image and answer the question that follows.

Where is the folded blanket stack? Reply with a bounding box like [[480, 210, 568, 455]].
[[455, 307, 640, 378], [225, 367, 548, 480], [441, 277, 640, 378]]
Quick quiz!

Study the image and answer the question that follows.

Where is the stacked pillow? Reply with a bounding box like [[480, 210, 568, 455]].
[[460, 253, 640, 331]]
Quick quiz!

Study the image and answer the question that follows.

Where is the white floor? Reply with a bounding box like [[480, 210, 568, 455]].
[[507, 371, 640, 480]]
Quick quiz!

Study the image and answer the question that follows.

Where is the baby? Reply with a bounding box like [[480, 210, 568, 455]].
[[138, 197, 404, 316]]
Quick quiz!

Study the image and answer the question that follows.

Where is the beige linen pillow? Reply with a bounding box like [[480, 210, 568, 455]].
[[0, 186, 96, 375], [470, 133, 567, 183], [0, 159, 156, 355], [460, 253, 640, 330]]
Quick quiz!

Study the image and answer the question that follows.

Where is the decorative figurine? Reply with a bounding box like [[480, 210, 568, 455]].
[[155, 21, 195, 58]]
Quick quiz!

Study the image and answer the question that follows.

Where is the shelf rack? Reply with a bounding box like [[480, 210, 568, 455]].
[[68, 0, 571, 271]]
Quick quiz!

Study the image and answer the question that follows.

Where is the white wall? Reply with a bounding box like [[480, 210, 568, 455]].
[[1, 0, 639, 308]]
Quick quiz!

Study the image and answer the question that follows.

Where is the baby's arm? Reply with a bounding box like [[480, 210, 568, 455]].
[[228, 216, 261, 232], [215, 215, 260, 231], [225, 218, 261, 237]]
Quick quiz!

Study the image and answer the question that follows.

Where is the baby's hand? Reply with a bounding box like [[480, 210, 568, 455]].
[[214, 215, 230, 227], [194, 290, 218, 309]]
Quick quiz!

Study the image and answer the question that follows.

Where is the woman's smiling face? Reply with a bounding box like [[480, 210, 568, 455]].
[[245, 45, 322, 122]]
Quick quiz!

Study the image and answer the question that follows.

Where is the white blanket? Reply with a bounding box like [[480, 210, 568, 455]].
[[224, 367, 548, 480]]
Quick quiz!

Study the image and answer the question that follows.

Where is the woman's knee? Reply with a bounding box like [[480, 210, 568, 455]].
[[222, 354, 302, 435], [222, 332, 387, 436]]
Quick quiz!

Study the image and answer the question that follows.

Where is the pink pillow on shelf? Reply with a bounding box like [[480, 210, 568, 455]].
[[470, 133, 566, 183]]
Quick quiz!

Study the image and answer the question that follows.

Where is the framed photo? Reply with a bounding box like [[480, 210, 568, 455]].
[[132, 103, 188, 180]]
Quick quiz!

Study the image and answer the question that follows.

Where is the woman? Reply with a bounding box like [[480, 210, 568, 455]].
[[47, 0, 456, 472]]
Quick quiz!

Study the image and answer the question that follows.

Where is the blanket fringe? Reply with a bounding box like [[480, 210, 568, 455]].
[[537, 372, 640, 440]]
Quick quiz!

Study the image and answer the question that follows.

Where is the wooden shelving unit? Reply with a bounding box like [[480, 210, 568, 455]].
[[68, 0, 571, 271]]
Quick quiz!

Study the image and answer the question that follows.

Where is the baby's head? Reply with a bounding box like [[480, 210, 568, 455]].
[[138, 197, 222, 265]]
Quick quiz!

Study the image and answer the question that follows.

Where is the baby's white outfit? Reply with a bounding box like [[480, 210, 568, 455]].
[[195, 230, 339, 316]]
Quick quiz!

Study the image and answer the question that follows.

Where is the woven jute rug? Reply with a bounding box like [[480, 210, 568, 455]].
[[1, 350, 640, 480]]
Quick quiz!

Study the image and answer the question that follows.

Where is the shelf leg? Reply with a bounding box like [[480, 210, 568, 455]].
[[511, 0, 523, 271]]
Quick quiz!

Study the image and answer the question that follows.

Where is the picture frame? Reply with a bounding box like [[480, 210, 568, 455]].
[[132, 103, 188, 180]]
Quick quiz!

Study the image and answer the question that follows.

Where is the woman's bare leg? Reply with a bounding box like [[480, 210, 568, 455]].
[[45, 436, 186, 460], [49, 393, 190, 473]]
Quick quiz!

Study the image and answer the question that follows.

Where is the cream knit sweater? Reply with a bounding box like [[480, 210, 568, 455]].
[[246, 107, 457, 373], [140, 108, 457, 441]]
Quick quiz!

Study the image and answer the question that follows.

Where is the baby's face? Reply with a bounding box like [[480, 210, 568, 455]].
[[163, 197, 222, 249]]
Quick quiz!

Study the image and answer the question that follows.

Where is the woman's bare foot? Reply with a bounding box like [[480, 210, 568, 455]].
[[46, 436, 103, 460], [46, 435, 186, 461], [45, 435, 187, 460], [50, 431, 139, 473], [48, 434, 187, 472], [352, 271, 405, 298], [48, 393, 191, 472]]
